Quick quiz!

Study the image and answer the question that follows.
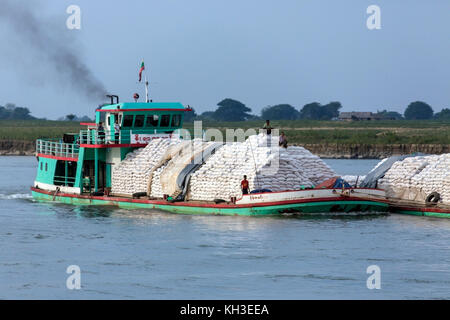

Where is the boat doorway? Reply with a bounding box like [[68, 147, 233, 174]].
[[54, 160, 77, 187], [82, 160, 107, 193]]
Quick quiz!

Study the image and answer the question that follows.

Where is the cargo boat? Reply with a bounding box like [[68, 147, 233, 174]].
[[31, 96, 390, 216]]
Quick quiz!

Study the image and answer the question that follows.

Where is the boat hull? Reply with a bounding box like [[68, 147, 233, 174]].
[[31, 187, 389, 216], [390, 205, 450, 219]]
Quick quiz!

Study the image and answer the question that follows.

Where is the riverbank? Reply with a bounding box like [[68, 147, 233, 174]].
[[2, 139, 448, 159], [1, 119, 448, 158], [0, 140, 35, 156], [298, 143, 450, 159]]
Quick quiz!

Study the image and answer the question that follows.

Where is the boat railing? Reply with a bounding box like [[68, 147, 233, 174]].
[[36, 139, 79, 159], [53, 175, 77, 187]]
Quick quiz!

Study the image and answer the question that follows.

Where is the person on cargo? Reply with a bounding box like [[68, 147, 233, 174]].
[[241, 175, 250, 195], [263, 120, 272, 135], [263, 120, 273, 147], [279, 131, 288, 148], [97, 122, 105, 144]]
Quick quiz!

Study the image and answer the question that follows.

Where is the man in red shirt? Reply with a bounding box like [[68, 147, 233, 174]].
[[241, 175, 250, 195]]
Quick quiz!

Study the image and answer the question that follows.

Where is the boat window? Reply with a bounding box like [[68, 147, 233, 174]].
[[45, 163, 48, 172], [40, 162, 43, 171], [171, 114, 181, 127], [146, 115, 159, 127], [122, 115, 134, 127], [99, 112, 106, 123], [134, 115, 145, 127], [160, 115, 170, 127]]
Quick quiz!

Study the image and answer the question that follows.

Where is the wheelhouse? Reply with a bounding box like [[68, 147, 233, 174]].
[[34, 100, 191, 195]]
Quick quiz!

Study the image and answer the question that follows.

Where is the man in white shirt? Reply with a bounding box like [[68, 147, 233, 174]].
[[114, 119, 120, 144]]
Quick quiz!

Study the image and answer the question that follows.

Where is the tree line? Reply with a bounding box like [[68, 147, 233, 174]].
[[185, 99, 450, 122], [0, 103, 35, 120], [2, 100, 449, 122], [0, 103, 94, 121]]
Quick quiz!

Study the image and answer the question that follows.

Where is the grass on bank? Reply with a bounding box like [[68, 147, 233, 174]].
[[0, 119, 449, 145], [0, 120, 82, 141]]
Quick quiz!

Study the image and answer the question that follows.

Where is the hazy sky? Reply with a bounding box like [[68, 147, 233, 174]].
[[0, 0, 448, 119]]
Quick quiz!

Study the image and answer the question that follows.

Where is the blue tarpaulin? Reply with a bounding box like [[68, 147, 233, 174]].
[[332, 178, 352, 189]]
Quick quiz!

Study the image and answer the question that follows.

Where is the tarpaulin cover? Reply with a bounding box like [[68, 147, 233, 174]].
[[360, 153, 428, 189], [176, 142, 224, 199], [315, 177, 338, 189], [315, 177, 352, 189], [333, 178, 353, 189], [250, 189, 272, 194]]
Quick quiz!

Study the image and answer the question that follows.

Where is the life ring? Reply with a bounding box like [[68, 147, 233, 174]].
[[425, 192, 440, 204]]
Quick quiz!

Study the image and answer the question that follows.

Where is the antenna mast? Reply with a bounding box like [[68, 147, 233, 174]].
[[145, 75, 149, 102]]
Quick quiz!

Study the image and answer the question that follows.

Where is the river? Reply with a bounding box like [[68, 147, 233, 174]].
[[0, 157, 449, 299]]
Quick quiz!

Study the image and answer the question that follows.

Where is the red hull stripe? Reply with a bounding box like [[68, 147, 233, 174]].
[[245, 188, 385, 196], [30, 187, 386, 209], [394, 205, 450, 214], [37, 154, 78, 162]]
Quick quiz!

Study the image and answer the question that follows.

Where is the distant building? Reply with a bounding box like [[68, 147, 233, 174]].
[[338, 112, 385, 121]]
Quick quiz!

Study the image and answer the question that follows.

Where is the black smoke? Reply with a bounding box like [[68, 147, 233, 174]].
[[0, 0, 107, 101]]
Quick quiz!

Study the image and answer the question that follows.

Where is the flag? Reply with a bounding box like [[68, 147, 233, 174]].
[[138, 60, 145, 82]]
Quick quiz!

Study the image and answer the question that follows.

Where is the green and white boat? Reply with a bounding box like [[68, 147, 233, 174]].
[[31, 96, 390, 216]]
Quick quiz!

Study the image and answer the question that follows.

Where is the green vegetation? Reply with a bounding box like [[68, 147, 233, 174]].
[[299, 102, 342, 120], [0, 103, 35, 120], [261, 104, 299, 120], [190, 98, 448, 122], [404, 101, 434, 120], [206, 98, 254, 122], [435, 108, 450, 120], [0, 120, 82, 141], [1, 115, 449, 146]]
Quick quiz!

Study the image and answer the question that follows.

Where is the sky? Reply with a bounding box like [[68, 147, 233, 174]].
[[0, 0, 448, 119]]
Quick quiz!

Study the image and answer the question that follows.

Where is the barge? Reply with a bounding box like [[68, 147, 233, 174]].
[[31, 96, 390, 216]]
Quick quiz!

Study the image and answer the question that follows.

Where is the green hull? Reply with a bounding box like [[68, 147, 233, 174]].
[[391, 208, 450, 219], [31, 190, 389, 216]]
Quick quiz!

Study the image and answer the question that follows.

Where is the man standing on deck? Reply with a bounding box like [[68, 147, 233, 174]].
[[97, 122, 105, 144], [114, 119, 120, 144], [241, 175, 250, 195]]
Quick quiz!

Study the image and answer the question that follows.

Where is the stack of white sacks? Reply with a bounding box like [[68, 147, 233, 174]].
[[149, 162, 170, 198], [111, 134, 337, 201], [376, 154, 450, 204], [111, 138, 180, 195], [187, 134, 336, 201]]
